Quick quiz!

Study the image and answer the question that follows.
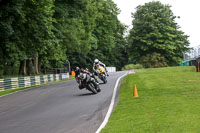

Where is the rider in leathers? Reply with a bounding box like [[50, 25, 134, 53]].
[[75, 67, 99, 89], [93, 59, 109, 76]]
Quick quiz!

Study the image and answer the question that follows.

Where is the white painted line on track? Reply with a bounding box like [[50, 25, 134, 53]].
[[95, 71, 128, 133]]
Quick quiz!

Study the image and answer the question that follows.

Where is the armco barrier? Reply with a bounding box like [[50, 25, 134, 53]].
[[106, 67, 116, 72], [0, 73, 69, 91]]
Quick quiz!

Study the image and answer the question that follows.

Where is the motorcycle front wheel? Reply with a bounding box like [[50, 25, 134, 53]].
[[102, 75, 107, 84], [103, 78, 107, 84], [88, 82, 98, 94]]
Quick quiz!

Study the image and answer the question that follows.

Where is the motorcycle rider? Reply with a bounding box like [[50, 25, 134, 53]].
[[82, 67, 100, 85], [93, 59, 109, 76], [75, 67, 100, 90], [74, 67, 84, 89]]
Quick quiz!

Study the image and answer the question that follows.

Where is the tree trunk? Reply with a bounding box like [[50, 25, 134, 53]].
[[38, 59, 41, 74], [19, 60, 27, 75], [27, 59, 33, 76], [34, 51, 39, 74], [0, 65, 4, 78]]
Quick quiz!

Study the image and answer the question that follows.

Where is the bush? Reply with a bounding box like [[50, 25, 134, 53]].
[[139, 53, 168, 68], [122, 64, 143, 70]]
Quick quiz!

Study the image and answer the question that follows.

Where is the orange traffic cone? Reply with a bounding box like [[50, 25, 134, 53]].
[[133, 84, 138, 97]]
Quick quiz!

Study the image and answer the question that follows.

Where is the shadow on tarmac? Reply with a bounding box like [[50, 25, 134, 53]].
[[78, 92, 96, 96]]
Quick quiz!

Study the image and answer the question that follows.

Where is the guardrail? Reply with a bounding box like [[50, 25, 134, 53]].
[[0, 73, 69, 91], [107, 67, 116, 72]]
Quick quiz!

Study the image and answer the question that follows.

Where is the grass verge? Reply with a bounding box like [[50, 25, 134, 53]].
[[0, 76, 74, 96], [101, 66, 200, 133]]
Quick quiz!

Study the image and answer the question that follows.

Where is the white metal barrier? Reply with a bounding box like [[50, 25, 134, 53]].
[[106, 67, 116, 72]]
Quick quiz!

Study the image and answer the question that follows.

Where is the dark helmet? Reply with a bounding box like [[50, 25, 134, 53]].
[[75, 67, 80, 74]]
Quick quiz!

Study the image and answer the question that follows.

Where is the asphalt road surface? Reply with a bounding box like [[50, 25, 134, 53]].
[[0, 71, 127, 133]]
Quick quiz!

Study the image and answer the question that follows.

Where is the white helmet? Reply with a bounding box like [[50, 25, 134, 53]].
[[94, 59, 99, 64]]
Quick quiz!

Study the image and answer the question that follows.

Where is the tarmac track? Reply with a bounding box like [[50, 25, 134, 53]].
[[0, 71, 127, 133]]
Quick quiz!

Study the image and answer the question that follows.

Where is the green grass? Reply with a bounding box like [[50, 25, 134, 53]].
[[101, 66, 200, 133], [0, 76, 75, 96]]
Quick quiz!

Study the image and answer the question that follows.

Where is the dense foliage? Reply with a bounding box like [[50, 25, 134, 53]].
[[0, 0, 191, 77], [0, 0, 128, 77], [128, 1, 190, 68]]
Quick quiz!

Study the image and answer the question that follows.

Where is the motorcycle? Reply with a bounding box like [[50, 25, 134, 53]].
[[76, 72, 101, 94], [96, 66, 107, 84]]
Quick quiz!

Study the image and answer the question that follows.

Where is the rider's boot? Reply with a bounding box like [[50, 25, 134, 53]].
[[95, 78, 99, 85]]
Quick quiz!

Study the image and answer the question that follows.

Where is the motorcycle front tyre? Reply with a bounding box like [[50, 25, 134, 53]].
[[88, 82, 98, 94], [103, 75, 107, 84]]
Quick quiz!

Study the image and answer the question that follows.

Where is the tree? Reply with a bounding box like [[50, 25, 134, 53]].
[[21, 0, 61, 74], [0, 0, 26, 76], [0, 0, 128, 77], [53, 0, 98, 69], [111, 21, 128, 70], [54, 0, 128, 70], [128, 1, 190, 67], [90, 0, 127, 68]]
